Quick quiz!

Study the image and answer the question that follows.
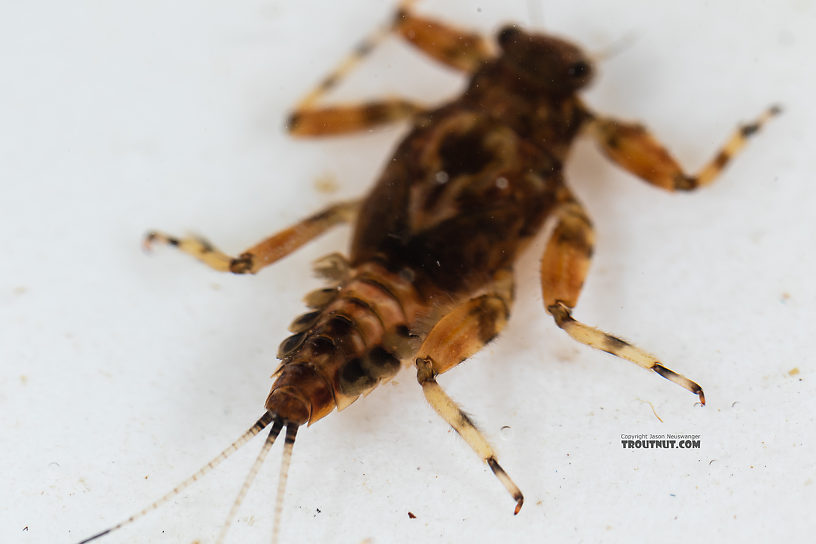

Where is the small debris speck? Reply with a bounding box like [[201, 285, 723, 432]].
[[314, 173, 339, 194]]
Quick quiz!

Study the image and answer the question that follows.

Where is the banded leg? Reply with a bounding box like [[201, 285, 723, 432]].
[[287, 99, 425, 137], [393, 4, 493, 73], [589, 105, 780, 191], [415, 269, 524, 514], [288, 1, 493, 137], [144, 200, 358, 274], [540, 190, 705, 404]]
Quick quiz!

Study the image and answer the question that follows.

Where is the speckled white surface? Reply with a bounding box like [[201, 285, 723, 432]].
[[1, 1, 814, 543]]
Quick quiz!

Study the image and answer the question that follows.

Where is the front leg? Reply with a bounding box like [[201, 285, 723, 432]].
[[393, 3, 493, 73], [287, 100, 425, 137], [287, 1, 493, 137], [588, 105, 779, 190]]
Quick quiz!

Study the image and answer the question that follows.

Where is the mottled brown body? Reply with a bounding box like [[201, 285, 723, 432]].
[[271, 30, 595, 426], [82, 3, 778, 542]]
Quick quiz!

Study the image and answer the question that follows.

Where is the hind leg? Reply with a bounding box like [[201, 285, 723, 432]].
[[540, 188, 705, 403], [414, 268, 524, 513]]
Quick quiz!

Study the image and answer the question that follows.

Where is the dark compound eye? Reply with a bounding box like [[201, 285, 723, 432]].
[[567, 61, 590, 78], [497, 25, 521, 47]]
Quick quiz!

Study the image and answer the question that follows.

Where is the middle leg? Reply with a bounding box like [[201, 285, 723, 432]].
[[540, 187, 705, 404], [144, 200, 359, 275]]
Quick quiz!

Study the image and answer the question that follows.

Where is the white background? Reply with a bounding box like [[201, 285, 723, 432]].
[[2, 1, 814, 543]]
